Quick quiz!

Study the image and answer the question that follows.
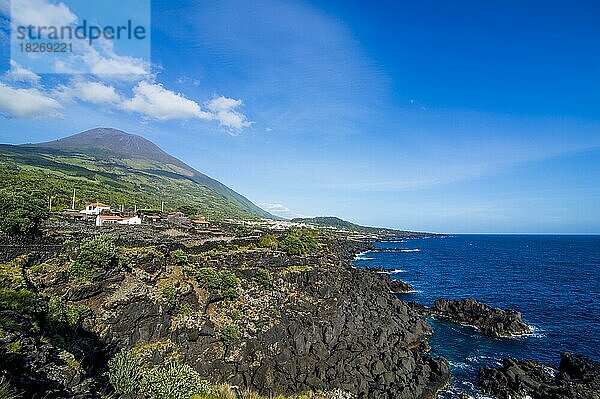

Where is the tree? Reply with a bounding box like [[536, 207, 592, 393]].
[[0, 189, 49, 236], [176, 205, 198, 217]]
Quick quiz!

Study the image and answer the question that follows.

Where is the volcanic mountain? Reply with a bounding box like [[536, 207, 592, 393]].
[[0, 128, 272, 219]]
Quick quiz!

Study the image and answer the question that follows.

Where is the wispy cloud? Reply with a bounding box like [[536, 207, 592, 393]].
[[0, 83, 62, 118], [121, 81, 213, 121], [55, 79, 122, 105], [9, 0, 77, 27], [206, 96, 252, 131], [3, 61, 42, 85]]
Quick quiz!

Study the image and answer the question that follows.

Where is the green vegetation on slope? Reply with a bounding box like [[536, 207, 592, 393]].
[[0, 144, 266, 220]]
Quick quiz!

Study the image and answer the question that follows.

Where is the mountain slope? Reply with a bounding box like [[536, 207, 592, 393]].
[[0, 128, 272, 219]]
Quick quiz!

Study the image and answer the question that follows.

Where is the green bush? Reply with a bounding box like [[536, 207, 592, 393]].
[[220, 324, 240, 343], [280, 232, 319, 256], [176, 205, 198, 217], [258, 234, 279, 250], [0, 288, 36, 314], [108, 349, 143, 395], [171, 249, 188, 265], [161, 284, 177, 304], [0, 189, 49, 236], [255, 268, 273, 288], [47, 297, 91, 330], [235, 225, 253, 237], [230, 309, 243, 321], [140, 363, 209, 399], [194, 268, 239, 299], [70, 235, 119, 282], [194, 268, 220, 290]]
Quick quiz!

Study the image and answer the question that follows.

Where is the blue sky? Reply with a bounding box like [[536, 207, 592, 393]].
[[0, 0, 599, 233]]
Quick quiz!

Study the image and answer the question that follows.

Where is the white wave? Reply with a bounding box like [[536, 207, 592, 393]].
[[448, 361, 471, 370], [399, 248, 420, 252], [376, 269, 405, 274], [353, 250, 372, 261], [511, 324, 545, 339]]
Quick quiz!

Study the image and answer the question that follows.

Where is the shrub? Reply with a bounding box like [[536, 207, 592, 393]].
[[258, 234, 279, 250], [194, 268, 239, 299], [0, 189, 49, 236], [47, 297, 91, 330], [160, 284, 177, 304], [235, 225, 253, 237], [230, 309, 243, 321], [0, 289, 35, 314], [70, 235, 119, 282], [171, 249, 188, 265], [280, 232, 319, 256], [176, 205, 198, 217], [140, 363, 209, 399], [178, 304, 193, 315], [255, 268, 273, 288], [195, 268, 221, 290], [220, 324, 240, 343], [108, 349, 143, 395]]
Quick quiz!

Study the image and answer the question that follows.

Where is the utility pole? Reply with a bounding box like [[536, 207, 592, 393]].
[[72, 188, 76, 210], [161, 201, 164, 213]]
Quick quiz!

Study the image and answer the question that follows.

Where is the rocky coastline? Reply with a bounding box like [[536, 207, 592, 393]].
[[428, 298, 533, 338], [358, 243, 600, 399], [0, 221, 450, 398], [479, 352, 600, 399]]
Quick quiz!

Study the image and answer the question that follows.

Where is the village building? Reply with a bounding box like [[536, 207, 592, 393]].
[[96, 215, 142, 227], [80, 202, 111, 215], [191, 218, 210, 227]]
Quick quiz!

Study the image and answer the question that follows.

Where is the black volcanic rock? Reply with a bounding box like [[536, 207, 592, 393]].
[[478, 352, 600, 399], [390, 280, 415, 294], [431, 298, 532, 337], [0, 227, 450, 399]]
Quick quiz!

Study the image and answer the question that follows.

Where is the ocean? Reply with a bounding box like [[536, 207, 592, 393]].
[[353, 235, 600, 398]]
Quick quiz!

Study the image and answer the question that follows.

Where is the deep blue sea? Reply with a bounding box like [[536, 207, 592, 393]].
[[353, 235, 600, 398]]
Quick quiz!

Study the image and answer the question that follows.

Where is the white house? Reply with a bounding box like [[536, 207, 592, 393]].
[[96, 215, 142, 227], [121, 216, 142, 225], [80, 202, 111, 215]]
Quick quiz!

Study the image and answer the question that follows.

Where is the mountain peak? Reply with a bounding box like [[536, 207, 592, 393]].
[[26, 127, 177, 164], [20, 128, 273, 219]]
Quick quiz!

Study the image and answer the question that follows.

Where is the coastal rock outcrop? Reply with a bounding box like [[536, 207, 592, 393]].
[[430, 298, 532, 337], [478, 352, 600, 399], [390, 280, 415, 294]]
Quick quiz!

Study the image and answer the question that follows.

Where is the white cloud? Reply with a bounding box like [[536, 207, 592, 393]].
[[81, 41, 150, 81], [121, 81, 212, 121], [0, 82, 62, 118], [10, 0, 77, 28], [206, 96, 252, 130], [3, 60, 41, 85], [55, 79, 121, 105]]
